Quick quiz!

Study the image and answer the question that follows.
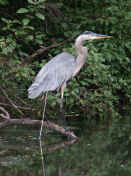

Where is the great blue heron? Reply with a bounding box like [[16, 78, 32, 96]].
[[28, 31, 111, 123]]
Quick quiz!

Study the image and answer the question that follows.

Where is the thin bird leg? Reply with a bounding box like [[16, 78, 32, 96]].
[[41, 94, 48, 121], [60, 83, 67, 129]]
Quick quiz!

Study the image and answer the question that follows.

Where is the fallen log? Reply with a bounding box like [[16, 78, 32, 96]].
[[0, 118, 78, 140]]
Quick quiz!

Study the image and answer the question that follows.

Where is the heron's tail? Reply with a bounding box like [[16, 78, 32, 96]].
[[28, 69, 60, 99], [28, 83, 45, 99], [28, 77, 58, 99]]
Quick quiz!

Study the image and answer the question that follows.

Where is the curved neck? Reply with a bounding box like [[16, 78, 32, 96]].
[[73, 35, 88, 77]]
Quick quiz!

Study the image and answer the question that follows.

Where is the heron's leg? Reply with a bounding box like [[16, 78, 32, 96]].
[[41, 94, 49, 121], [60, 83, 67, 128]]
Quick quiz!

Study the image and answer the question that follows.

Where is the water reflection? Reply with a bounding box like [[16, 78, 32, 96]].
[[1, 123, 129, 176], [0, 126, 79, 176], [40, 138, 78, 176]]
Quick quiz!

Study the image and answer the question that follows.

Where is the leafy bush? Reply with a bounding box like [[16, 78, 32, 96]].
[[0, 0, 130, 121]]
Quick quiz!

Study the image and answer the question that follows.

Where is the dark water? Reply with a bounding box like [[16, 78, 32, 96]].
[[0, 120, 131, 176], [0, 125, 82, 176]]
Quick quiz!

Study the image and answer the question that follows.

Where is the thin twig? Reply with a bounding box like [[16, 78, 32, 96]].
[[0, 106, 10, 119], [0, 87, 24, 115], [0, 102, 36, 111], [15, 96, 29, 106]]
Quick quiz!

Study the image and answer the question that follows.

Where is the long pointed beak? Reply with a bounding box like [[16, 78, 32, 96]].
[[93, 33, 111, 39]]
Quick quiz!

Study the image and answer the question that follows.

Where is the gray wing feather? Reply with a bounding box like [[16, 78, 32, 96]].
[[28, 52, 76, 99]]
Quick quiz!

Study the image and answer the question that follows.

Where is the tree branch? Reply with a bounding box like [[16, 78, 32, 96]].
[[0, 117, 78, 139], [0, 106, 10, 119], [47, 139, 77, 152], [0, 102, 36, 111], [22, 38, 73, 65], [0, 87, 24, 115]]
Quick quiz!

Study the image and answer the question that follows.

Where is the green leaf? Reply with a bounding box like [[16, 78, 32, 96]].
[[1, 17, 10, 24], [17, 8, 29, 14], [23, 26, 34, 30], [22, 18, 30, 25], [12, 19, 21, 24], [25, 35, 34, 41], [28, 0, 46, 4], [35, 13, 45, 20], [15, 30, 27, 36], [0, 0, 8, 5], [35, 39, 43, 44]]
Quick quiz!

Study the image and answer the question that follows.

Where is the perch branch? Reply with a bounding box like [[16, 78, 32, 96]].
[[0, 117, 78, 139]]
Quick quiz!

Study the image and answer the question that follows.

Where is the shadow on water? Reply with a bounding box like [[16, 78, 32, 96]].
[[0, 117, 131, 176]]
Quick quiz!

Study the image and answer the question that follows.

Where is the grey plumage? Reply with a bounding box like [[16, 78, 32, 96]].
[[28, 31, 111, 99], [28, 52, 76, 98]]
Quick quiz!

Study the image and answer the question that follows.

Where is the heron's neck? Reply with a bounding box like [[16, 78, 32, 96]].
[[73, 36, 88, 77]]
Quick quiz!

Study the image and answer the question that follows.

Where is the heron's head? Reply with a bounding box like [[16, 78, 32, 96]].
[[82, 31, 111, 40]]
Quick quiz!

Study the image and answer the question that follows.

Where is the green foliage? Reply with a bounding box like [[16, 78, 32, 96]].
[[0, 0, 130, 122], [0, 0, 8, 5], [0, 1, 131, 176]]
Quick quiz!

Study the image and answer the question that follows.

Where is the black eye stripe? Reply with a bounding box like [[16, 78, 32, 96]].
[[83, 31, 93, 35]]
